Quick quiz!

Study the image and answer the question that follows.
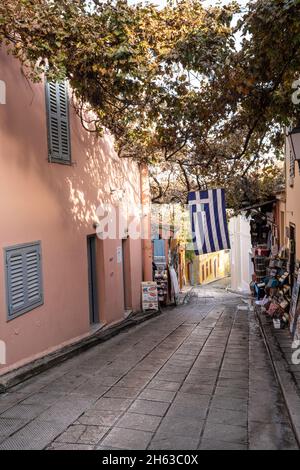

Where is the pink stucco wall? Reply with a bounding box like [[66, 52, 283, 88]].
[[0, 49, 144, 375], [285, 138, 300, 259]]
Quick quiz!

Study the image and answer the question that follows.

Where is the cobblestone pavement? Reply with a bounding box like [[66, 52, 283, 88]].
[[0, 282, 298, 450]]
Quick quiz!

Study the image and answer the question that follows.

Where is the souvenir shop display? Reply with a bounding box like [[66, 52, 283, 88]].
[[249, 202, 294, 331], [252, 247, 291, 329], [250, 214, 272, 247], [142, 281, 159, 312], [289, 269, 300, 338], [154, 269, 168, 305], [251, 244, 270, 292]]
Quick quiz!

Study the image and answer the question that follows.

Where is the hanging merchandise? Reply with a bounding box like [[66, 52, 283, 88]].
[[169, 266, 180, 304], [251, 215, 272, 248], [249, 202, 294, 331], [252, 250, 291, 330], [254, 255, 268, 279], [154, 269, 168, 305]]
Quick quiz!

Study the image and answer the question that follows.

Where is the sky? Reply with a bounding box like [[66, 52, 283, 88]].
[[128, 0, 249, 7], [203, 0, 248, 6]]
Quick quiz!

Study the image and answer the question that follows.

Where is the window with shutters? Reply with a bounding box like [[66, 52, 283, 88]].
[[45, 80, 71, 164], [5, 242, 43, 320]]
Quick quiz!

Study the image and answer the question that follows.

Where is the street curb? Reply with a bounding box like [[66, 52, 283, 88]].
[[0, 309, 162, 394], [255, 307, 300, 447]]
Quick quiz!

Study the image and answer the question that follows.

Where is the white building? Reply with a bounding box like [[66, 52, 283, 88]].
[[229, 214, 253, 294]]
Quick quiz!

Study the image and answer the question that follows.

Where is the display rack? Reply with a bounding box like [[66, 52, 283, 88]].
[[154, 269, 168, 305]]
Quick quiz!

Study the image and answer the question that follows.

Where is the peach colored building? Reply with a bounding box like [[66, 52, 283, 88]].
[[0, 48, 151, 376], [274, 190, 286, 250], [186, 250, 230, 286], [282, 135, 298, 259], [268, 132, 300, 283]]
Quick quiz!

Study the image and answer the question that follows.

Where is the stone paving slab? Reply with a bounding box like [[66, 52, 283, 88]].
[[0, 419, 66, 450], [202, 422, 248, 445], [149, 435, 199, 450], [48, 443, 94, 450], [0, 283, 298, 450], [117, 412, 161, 432], [76, 409, 121, 427], [127, 399, 169, 417], [1, 403, 49, 420], [155, 416, 205, 438], [199, 438, 247, 450], [0, 417, 29, 441], [100, 427, 153, 450]]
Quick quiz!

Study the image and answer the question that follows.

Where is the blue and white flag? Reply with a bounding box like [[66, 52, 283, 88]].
[[188, 188, 231, 255]]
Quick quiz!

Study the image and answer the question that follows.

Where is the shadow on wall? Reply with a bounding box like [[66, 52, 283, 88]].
[[67, 119, 141, 231], [0, 48, 141, 234]]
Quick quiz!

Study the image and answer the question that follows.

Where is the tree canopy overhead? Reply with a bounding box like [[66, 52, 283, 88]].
[[0, 0, 300, 209]]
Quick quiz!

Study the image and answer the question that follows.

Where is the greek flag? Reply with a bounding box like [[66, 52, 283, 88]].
[[188, 188, 231, 255]]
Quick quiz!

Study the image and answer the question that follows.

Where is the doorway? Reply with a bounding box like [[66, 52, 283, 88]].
[[87, 235, 99, 324]]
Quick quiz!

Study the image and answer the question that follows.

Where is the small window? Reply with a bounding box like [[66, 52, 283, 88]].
[[5, 242, 43, 320], [45, 80, 71, 164]]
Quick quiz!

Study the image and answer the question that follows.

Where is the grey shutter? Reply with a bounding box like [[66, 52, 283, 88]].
[[46, 81, 71, 163], [25, 246, 42, 306], [6, 250, 25, 315], [5, 242, 43, 319]]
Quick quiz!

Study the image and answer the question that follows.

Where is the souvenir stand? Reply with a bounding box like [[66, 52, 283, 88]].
[[250, 205, 292, 330]]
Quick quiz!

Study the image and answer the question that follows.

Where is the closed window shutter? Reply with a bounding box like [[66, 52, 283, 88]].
[[5, 242, 43, 319], [7, 251, 25, 315], [46, 81, 71, 163], [26, 246, 42, 305]]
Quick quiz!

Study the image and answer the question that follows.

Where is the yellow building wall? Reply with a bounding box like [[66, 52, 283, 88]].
[[277, 199, 287, 248], [189, 250, 230, 286]]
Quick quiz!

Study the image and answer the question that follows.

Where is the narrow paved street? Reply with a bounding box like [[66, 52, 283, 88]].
[[0, 281, 298, 450]]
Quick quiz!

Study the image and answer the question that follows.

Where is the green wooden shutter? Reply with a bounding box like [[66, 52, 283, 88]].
[[5, 242, 43, 319], [46, 81, 71, 163]]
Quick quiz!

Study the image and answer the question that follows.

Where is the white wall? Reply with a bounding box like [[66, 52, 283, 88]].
[[229, 215, 252, 293]]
